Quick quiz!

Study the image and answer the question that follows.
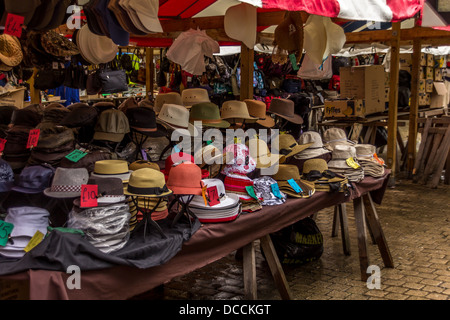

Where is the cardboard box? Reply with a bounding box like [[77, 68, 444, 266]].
[[420, 53, 426, 66], [0, 87, 26, 109], [419, 67, 426, 80], [430, 82, 448, 108], [324, 99, 365, 118], [434, 68, 444, 81], [427, 54, 434, 67], [426, 67, 434, 80], [426, 79, 434, 93], [419, 79, 426, 93], [339, 65, 386, 115], [419, 93, 430, 106]]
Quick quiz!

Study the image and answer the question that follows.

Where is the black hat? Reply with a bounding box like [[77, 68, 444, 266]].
[[126, 107, 168, 137], [0, 105, 18, 125], [60, 103, 99, 128], [11, 107, 42, 127]]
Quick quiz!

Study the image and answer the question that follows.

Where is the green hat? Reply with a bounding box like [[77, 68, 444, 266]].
[[189, 102, 230, 128]]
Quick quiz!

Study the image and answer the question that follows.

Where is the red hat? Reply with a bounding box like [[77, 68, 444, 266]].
[[162, 152, 209, 180], [166, 161, 204, 195]]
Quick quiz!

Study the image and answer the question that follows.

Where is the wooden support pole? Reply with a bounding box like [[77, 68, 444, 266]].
[[239, 44, 254, 101], [407, 37, 422, 176], [28, 68, 41, 105], [146, 48, 154, 99], [386, 22, 401, 186], [243, 241, 257, 300]]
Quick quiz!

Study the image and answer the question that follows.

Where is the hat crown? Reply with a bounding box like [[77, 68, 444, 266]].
[[155, 92, 183, 112], [323, 128, 348, 143], [127, 106, 157, 129], [165, 152, 194, 174], [303, 159, 329, 174], [332, 144, 357, 160], [51, 167, 89, 187], [158, 103, 189, 127], [94, 160, 129, 175], [269, 98, 295, 117], [129, 160, 160, 171], [221, 100, 253, 119], [272, 164, 301, 181], [15, 165, 54, 190], [5, 206, 50, 229], [166, 162, 203, 194], [355, 144, 376, 157], [190, 102, 221, 121], [127, 168, 168, 193], [86, 177, 124, 197], [182, 88, 210, 106], [298, 131, 324, 148], [244, 99, 266, 118], [96, 109, 130, 134]]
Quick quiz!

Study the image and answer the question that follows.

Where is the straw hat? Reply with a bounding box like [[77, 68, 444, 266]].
[[129, 160, 160, 172], [224, 2, 257, 49], [274, 134, 313, 158], [0, 34, 23, 67], [182, 88, 211, 108], [43, 167, 89, 198], [323, 127, 356, 151], [302, 159, 350, 192], [91, 160, 132, 183], [157, 103, 197, 136], [244, 99, 275, 128], [124, 168, 172, 198], [166, 161, 204, 195], [221, 100, 258, 123], [268, 98, 303, 124], [154, 92, 183, 114], [189, 102, 230, 128], [270, 164, 315, 198], [274, 11, 304, 62], [194, 144, 223, 168], [294, 131, 331, 160], [247, 138, 285, 169]]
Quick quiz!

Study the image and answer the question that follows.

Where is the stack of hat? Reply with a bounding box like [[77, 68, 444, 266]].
[[154, 92, 183, 114], [68, 177, 130, 254], [323, 128, 356, 152], [0, 105, 17, 138], [220, 100, 257, 126], [91, 160, 132, 185], [244, 99, 275, 128], [0, 159, 14, 193], [0, 207, 50, 259], [94, 108, 130, 143], [291, 131, 332, 173], [302, 159, 349, 193], [162, 152, 209, 181], [355, 144, 385, 178], [40, 103, 71, 126], [43, 167, 90, 199], [253, 176, 287, 206], [270, 164, 315, 198], [0, 34, 23, 72], [327, 144, 364, 183], [189, 102, 230, 129], [60, 103, 98, 143], [187, 179, 241, 223]]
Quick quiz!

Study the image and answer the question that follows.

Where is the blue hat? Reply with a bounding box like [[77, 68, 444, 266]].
[[11, 164, 55, 194], [0, 159, 14, 192], [101, 0, 130, 46]]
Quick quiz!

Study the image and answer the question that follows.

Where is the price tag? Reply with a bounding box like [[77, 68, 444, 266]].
[[346, 157, 361, 169], [80, 184, 98, 208], [65, 149, 88, 163], [270, 183, 283, 199], [4, 13, 24, 38], [26, 129, 40, 149], [245, 185, 259, 200], [0, 138, 6, 154], [206, 185, 220, 207], [234, 137, 242, 144], [287, 179, 302, 193], [23, 230, 44, 253], [141, 149, 148, 161], [373, 153, 385, 165], [0, 220, 14, 247], [201, 185, 208, 206], [289, 53, 299, 71]]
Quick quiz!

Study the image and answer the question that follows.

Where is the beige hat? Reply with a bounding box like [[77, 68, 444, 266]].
[[323, 127, 356, 151], [274, 134, 313, 158], [157, 103, 197, 136], [182, 88, 210, 108], [194, 144, 223, 168], [244, 99, 275, 128], [127, 0, 163, 33], [247, 138, 285, 169], [221, 100, 257, 123], [294, 131, 331, 160], [77, 24, 119, 65], [154, 92, 183, 114], [274, 11, 304, 63], [0, 34, 23, 67], [224, 2, 256, 49]]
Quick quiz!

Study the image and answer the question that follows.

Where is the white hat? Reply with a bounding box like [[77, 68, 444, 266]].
[[224, 2, 256, 49], [182, 88, 210, 108], [323, 127, 356, 151], [157, 103, 197, 136], [294, 131, 331, 160], [78, 24, 118, 65], [128, 0, 163, 33]]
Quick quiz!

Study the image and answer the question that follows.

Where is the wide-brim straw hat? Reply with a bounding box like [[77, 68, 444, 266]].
[[247, 138, 285, 169], [124, 168, 172, 198], [294, 131, 331, 159], [268, 98, 303, 124], [224, 2, 257, 50], [275, 133, 313, 158], [0, 34, 23, 67], [221, 100, 258, 123], [244, 99, 275, 128]]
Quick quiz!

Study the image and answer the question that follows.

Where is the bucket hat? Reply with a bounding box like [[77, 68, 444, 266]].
[[123, 168, 172, 198], [73, 176, 127, 208], [294, 131, 332, 160], [0, 159, 14, 193], [154, 92, 183, 114], [268, 98, 303, 124], [224, 2, 256, 49], [157, 103, 197, 136], [253, 176, 287, 206], [166, 161, 203, 195], [327, 144, 364, 182], [189, 102, 230, 128], [94, 108, 130, 142], [11, 164, 55, 194], [221, 100, 257, 124], [244, 99, 275, 128], [222, 143, 256, 175], [91, 160, 132, 183], [182, 88, 211, 108], [270, 164, 315, 198], [323, 127, 356, 151], [247, 138, 285, 169], [43, 167, 89, 198], [0, 34, 23, 68], [274, 133, 313, 158], [274, 11, 304, 63], [127, 106, 168, 137]]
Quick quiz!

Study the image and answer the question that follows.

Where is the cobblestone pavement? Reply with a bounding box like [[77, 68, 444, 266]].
[[133, 177, 449, 301]]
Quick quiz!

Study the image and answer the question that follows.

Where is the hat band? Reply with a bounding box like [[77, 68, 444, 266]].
[[132, 126, 157, 132], [94, 171, 130, 175], [127, 184, 170, 196], [50, 185, 81, 193]]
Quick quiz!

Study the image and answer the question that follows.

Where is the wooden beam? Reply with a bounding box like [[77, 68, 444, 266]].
[[239, 43, 254, 100], [28, 68, 41, 105], [146, 48, 154, 99], [386, 22, 401, 185]]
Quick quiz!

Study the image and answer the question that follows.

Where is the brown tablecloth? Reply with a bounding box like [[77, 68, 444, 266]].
[[0, 171, 391, 300]]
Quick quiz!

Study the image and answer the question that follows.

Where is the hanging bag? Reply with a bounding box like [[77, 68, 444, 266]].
[[230, 54, 240, 96], [97, 61, 128, 94]]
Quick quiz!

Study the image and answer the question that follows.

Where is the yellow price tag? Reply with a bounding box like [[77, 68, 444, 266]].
[[346, 157, 361, 169], [23, 230, 44, 253], [234, 137, 242, 144]]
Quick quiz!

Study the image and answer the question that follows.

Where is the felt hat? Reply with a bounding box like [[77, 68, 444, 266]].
[[4, 0, 41, 25], [0, 159, 15, 193], [268, 98, 303, 124], [154, 92, 183, 114], [0, 34, 23, 68], [43, 167, 89, 198], [124, 168, 172, 198], [91, 160, 132, 183], [274, 133, 313, 158], [189, 102, 230, 128], [40, 30, 80, 57], [157, 103, 197, 136], [127, 107, 168, 137], [244, 99, 275, 128], [294, 131, 332, 160], [274, 11, 304, 62], [224, 2, 256, 49], [94, 108, 130, 142], [128, 160, 160, 172], [60, 103, 98, 128], [221, 100, 258, 123], [270, 164, 316, 198], [247, 138, 285, 169], [182, 88, 211, 108], [73, 176, 127, 208], [26, 0, 59, 31], [166, 161, 203, 195], [127, 0, 163, 33], [323, 127, 356, 151], [11, 164, 55, 194]]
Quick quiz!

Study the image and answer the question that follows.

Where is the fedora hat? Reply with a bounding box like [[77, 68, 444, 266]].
[[274, 11, 304, 63], [274, 133, 313, 158], [91, 160, 132, 183], [268, 98, 303, 124], [182, 88, 211, 108], [129, 160, 160, 172], [0, 34, 23, 68], [221, 100, 257, 124], [154, 92, 183, 114], [189, 102, 230, 128], [323, 127, 356, 151], [244, 99, 275, 128], [73, 176, 127, 208], [11, 164, 55, 194], [270, 164, 315, 198], [224, 2, 256, 49], [157, 103, 197, 136], [124, 168, 172, 198], [43, 167, 89, 198], [4, 0, 41, 25], [166, 161, 203, 195], [94, 108, 130, 142], [247, 138, 285, 169], [127, 106, 168, 137]]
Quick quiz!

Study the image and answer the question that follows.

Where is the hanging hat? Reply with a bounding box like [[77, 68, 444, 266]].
[[77, 24, 119, 65], [270, 164, 315, 198], [189, 102, 230, 128], [127, 106, 168, 137], [26, 0, 59, 31], [224, 2, 256, 49], [91, 160, 132, 183], [0, 34, 23, 68], [40, 30, 80, 57], [11, 165, 55, 194], [221, 100, 258, 124], [268, 98, 303, 124], [166, 161, 203, 195], [127, 0, 163, 33], [182, 88, 211, 108], [253, 176, 287, 206], [73, 177, 127, 208], [323, 127, 356, 151], [222, 143, 256, 175], [101, 0, 130, 46], [43, 167, 89, 198], [124, 168, 172, 198], [294, 131, 332, 160], [154, 92, 183, 114], [274, 11, 304, 62], [4, 0, 41, 25], [244, 99, 275, 128], [157, 103, 197, 136], [94, 108, 130, 142], [129, 160, 160, 172], [108, 0, 148, 35], [247, 138, 285, 169], [0, 159, 14, 193], [274, 134, 313, 158], [44, 0, 72, 30]]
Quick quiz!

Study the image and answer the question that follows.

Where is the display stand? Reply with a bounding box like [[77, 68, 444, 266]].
[[130, 196, 167, 239]]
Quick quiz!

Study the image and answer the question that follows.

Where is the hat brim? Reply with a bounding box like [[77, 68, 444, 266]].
[[123, 186, 172, 198], [256, 116, 275, 128], [93, 131, 126, 143], [294, 148, 331, 159], [10, 186, 45, 194], [131, 124, 168, 137], [255, 153, 285, 169], [269, 112, 304, 124], [43, 188, 81, 199], [188, 193, 240, 209], [73, 197, 128, 209], [282, 142, 314, 158], [157, 119, 199, 137], [190, 120, 230, 128], [91, 171, 132, 183], [166, 186, 203, 196]]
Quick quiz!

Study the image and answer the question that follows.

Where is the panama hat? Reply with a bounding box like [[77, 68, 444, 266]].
[[270, 164, 315, 198], [154, 92, 183, 114], [0, 34, 23, 67], [43, 167, 89, 198], [221, 100, 258, 124], [274, 11, 304, 63], [124, 168, 172, 198], [224, 2, 256, 49], [274, 133, 313, 158], [166, 161, 204, 195], [91, 160, 132, 183], [323, 127, 356, 151], [189, 102, 230, 128], [247, 138, 285, 169], [268, 98, 303, 124], [182, 88, 211, 108], [244, 99, 275, 128], [157, 103, 197, 136]]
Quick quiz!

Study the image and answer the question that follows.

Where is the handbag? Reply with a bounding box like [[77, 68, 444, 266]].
[[34, 63, 65, 90], [97, 62, 128, 94]]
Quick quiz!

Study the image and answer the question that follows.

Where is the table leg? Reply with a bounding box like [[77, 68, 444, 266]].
[[338, 203, 351, 256], [353, 197, 369, 281], [331, 206, 339, 237], [362, 193, 394, 268], [259, 235, 293, 300], [243, 242, 257, 300]]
